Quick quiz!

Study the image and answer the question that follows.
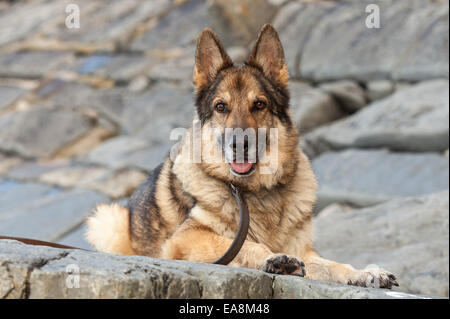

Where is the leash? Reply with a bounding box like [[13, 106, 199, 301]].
[[0, 184, 250, 265], [212, 183, 250, 265]]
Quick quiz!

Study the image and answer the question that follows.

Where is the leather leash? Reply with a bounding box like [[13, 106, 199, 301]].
[[0, 184, 250, 265]]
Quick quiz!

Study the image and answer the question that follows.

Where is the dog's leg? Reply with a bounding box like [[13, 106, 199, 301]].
[[302, 248, 398, 289], [161, 218, 306, 276]]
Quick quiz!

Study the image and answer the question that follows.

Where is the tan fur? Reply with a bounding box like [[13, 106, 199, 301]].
[[85, 203, 134, 255]]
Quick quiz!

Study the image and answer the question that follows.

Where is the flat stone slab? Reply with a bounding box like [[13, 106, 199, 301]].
[[0, 106, 97, 158], [0, 187, 108, 242], [304, 80, 449, 156], [274, 0, 449, 82], [0, 240, 435, 299], [289, 81, 345, 133], [0, 85, 27, 111], [84, 136, 169, 172], [312, 149, 449, 210], [0, 51, 73, 79], [130, 0, 207, 52], [314, 191, 449, 297]]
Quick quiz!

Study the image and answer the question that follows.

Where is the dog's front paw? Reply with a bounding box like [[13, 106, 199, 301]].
[[348, 268, 399, 289], [262, 254, 306, 277]]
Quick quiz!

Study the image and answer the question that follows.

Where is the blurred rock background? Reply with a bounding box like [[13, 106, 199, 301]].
[[0, 0, 448, 297]]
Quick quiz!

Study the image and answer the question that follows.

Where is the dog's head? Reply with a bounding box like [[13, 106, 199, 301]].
[[192, 24, 299, 191]]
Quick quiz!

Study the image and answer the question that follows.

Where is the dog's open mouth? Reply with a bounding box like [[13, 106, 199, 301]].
[[230, 161, 256, 176]]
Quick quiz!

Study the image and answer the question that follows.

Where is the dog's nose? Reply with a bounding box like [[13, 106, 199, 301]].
[[231, 135, 249, 153]]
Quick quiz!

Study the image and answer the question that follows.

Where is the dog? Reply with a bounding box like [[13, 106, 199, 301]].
[[86, 24, 398, 289]]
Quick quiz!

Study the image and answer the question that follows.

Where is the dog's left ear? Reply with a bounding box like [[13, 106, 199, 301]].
[[247, 24, 289, 88]]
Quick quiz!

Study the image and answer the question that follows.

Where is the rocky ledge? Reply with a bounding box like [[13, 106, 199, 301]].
[[0, 239, 438, 299]]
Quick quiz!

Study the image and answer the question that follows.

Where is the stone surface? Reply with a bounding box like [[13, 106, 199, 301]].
[[314, 191, 449, 297], [0, 51, 73, 78], [290, 81, 345, 133], [39, 165, 147, 199], [274, 0, 449, 82], [0, 106, 98, 158], [0, 188, 108, 242], [0, 240, 436, 299], [304, 80, 450, 156], [312, 149, 449, 210], [0, 84, 27, 111], [366, 80, 395, 102], [84, 136, 169, 172], [130, 0, 207, 52], [319, 80, 368, 112], [207, 0, 280, 48]]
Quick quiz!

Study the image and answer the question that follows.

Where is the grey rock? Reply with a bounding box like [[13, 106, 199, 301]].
[[274, 0, 449, 82], [0, 181, 59, 212], [37, 81, 127, 126], [366, 80, 395, 102], [0, 240, 435, 299], [0, 51, 73, 78], [0, 85, 26, 111], [40, 0, 171, 49], [304, 80, 449, 155], [319, 80, 368, 112], [130, 0, 207, 52], [57, 223, 93, 251], [273, 276, 434, 299], [84, 136, 169, 172], [289, 81, 345, 133], [0, 0, 65, 47], [0, 188, 108, 242], [207, 0, 279, 47], [0, 107, 96, 158], [73, 54, 162, 82], [314, 191, 449, 297], [312, 149, 449, 210]]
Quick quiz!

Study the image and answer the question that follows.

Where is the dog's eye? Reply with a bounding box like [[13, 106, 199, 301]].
[[254, 100, 266, 110], [215, 103, 227, 113]]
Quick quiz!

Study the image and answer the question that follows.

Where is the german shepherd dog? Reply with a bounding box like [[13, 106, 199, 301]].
[[86, 25, 398, 289]]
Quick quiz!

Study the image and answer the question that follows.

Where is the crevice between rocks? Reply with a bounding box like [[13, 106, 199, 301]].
[[23, 251, 70, 299]]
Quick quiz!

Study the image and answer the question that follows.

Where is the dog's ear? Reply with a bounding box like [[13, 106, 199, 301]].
[[247, 24, 288, 88], [193, 28, 233, 89]]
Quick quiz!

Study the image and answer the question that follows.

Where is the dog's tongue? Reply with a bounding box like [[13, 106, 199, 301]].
[[231, 161, 253, 174]]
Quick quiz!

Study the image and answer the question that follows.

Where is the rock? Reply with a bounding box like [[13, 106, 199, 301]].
[[0, 181, 59, 212], [366, 80, 395, 101], [35, 0, 172, 52], [207, 0, 280, 47], [304, 80, 449, 155], [73, 54, 162, 83], [120, 82, 194, 142], [312, 149, 449, 211], [130, 0, 207, 52], [0, 107, 98, 158], [314, 191, 449, 297], [319, 80, 368, 112], [0, 188, 108, 242], [57, 223, 93, 251], [289, 81, 345, 133], [0, 154, 23, 176], [0, 0, 65, 47], [0, 51, 73, 78], [36, 81, 127, 126], [147, 46, 196, 83], [83, 136, 169, 172], [0, 84, 26, 111], [274, 0, 449, 82], [0, 240, 435, 299], [39, 165, 147, 199]]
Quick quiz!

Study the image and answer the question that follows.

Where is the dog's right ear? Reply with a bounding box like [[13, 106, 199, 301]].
[[193, 29, 233, 89]]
